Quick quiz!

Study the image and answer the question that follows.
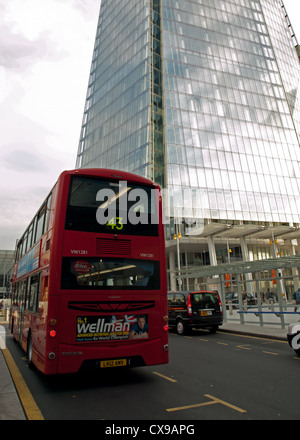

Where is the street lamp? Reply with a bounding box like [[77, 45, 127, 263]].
[[173, 228, 182, 290]]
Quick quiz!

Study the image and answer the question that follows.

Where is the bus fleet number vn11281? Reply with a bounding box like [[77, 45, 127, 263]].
[[70, 249, 88, 255]]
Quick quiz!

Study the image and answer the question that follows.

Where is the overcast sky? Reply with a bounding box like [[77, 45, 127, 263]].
[[0, 0, 299, 250]]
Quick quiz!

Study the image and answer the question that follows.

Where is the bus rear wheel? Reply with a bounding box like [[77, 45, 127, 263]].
[[27, 333, 34, 369]]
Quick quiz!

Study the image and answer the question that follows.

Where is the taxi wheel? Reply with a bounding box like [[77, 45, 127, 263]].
[[176, 320, 186, 335], [208, 325, 218, 334]]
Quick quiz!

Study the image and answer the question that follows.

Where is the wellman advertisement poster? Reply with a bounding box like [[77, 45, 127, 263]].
[[76, 314, 149, 342]]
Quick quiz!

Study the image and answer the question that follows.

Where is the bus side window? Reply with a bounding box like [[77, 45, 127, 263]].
[[16, 282, 21, 306], [27, 274, 40, 313], [16, 243, 20, 262], [35, 204, 46, 243], [44, 194, 52, 233], [36, 273, 42, 312], [32, 216, 37, 246], [13, 282, 18, 306], [20, 280, 27, 309], [23, 231, 28, 255], [25, 278, 30, 310], [26, 222, 34, 252], [19, 239, 24, 258]]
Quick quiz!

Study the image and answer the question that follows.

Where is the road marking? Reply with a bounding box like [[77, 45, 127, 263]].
[[2, 347, 44, 420], [262, 351, 279, 356], [204, 394, 247, 414], [236, 344, 251, 350], [198, 338, 208, 342], [153, 372, 178, 383], [220, 331, 287, 344], [217, 342, 228, 346], [166, 394, 246, 414], [166, 399, 216, 412]]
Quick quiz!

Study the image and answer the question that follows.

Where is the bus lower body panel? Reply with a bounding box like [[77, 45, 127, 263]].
[[56, 339, 168, 374]]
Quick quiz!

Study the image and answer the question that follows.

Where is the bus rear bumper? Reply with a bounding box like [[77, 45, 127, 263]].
[[57, 340, 169, 374]]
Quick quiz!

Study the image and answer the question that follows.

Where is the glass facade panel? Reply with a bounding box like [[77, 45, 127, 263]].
[[76, 0, 152, 179], [162, 0, 300, 223], [76, 0, 300, 225]]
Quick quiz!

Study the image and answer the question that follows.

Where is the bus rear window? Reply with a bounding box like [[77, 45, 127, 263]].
[[61, 257, 160, 290], [65, 176, 159, 236]]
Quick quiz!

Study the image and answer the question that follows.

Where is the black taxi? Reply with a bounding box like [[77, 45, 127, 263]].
[[167, 290, 223, 335]]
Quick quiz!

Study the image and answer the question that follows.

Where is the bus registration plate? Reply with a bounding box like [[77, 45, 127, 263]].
[[100, 359, 127, 368]]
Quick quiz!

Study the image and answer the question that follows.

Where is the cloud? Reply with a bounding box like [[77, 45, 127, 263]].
[[0, 25, 51, 70], [0, 186, 51, 250], [71, 0, 101, 17], [1, 146, 45, 173], [0, 0, 100, 249]]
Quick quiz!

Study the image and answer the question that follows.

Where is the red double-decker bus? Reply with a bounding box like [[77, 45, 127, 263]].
[[10, 169, 169, 374]]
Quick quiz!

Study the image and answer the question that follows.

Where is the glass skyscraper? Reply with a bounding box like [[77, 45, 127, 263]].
[[76, 0, 300, 292]]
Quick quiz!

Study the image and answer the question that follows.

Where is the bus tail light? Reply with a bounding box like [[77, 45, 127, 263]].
[[49, 330, 57, 338], [163, 315, 168, 331], [187, 294, 192, 317]]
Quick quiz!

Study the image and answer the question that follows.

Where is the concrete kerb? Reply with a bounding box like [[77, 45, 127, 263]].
[[0, 345, 26, 420]]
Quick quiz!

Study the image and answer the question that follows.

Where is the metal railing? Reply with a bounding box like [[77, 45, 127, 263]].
[[225, 300, 300, 329]]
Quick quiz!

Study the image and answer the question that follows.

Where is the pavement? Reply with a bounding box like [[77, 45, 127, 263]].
[[0, 321, 26, 420], [220, 320, 289, 340], [0, 316, 296, 420]]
